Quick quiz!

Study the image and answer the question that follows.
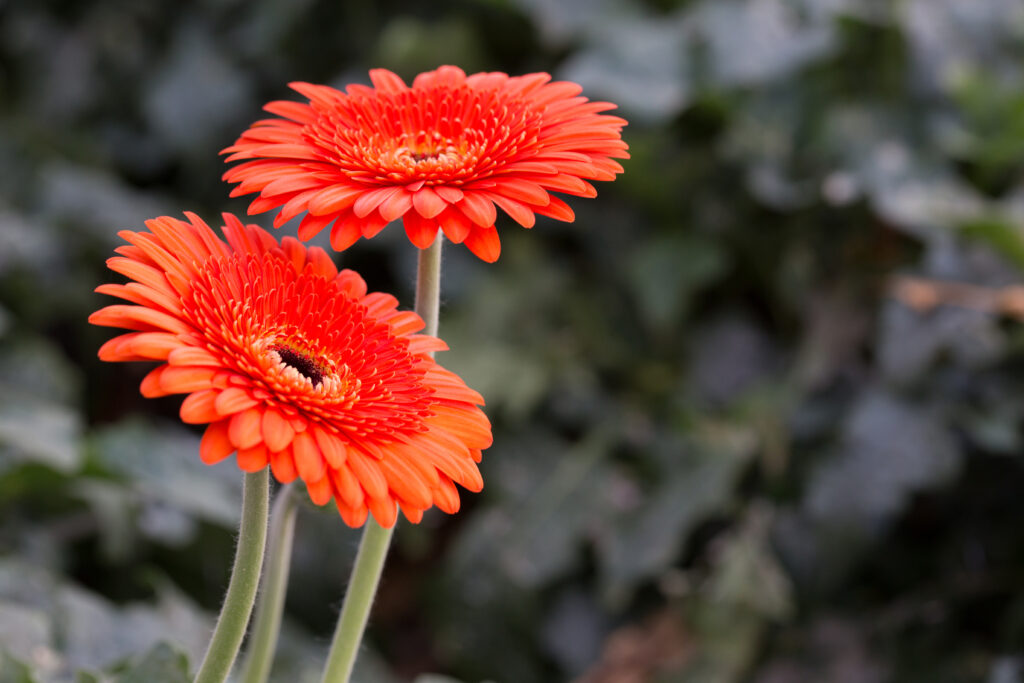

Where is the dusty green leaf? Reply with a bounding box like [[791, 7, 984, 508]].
[[89, 418, 241, 527], [598, 437, 752, 605], [626, 235, 729, 332]]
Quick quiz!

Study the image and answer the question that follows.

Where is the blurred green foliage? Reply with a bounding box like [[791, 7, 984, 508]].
[[2, 0, 1024, 681]]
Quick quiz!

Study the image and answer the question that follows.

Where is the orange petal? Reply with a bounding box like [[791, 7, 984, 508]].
[[200, 420, 234, 465], [312, 425, 347, 468], [486, 191, 537, 229], [434, 186, 464, 203], [180, 389, 220, 424], [159, 366, 217, 394], [353, 186, 401, 219], [329, 216, 363, 251], [402, 211, 439, 249], [368, 496, 398, 528], [379, 189, 414, 222], [307, 184, 363, 216], [369, 68, 407, 93], [347, 449, 388, 500], [532, 194, 575, 222], [330, 464, 365, 510], [292, 430, 326, 482], [490, 177, 550, 206], [270, 449, 298, 484], [457, 193, 497, 228], [229, 408, 263, 449], [438, 208, 472, 243], [378, 456, 432, 509], [336, 501, 368, 528], [463, 226, 501, 262], [306, 476, 333, 505], [400, 505, 424, 524], [412, 186, 447, 219], [430, 405, 493, 449], [98, 334, 144, 362], [262, 409, 295, 452], [140, 366, 172, 398], [128, 332, 185, 359], [296, 212, 335, 241], [89, 304, 190, 334], [432, 475, 461, 514], [237, 443, 269, 472], [215, 387, 259, 415]]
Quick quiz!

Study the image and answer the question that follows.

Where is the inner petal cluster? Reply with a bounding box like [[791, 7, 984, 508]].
[[306, 85, 541, 187], [181, 251, 430, 432]]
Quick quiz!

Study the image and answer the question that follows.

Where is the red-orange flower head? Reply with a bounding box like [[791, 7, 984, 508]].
[[222, 65, 629, 262], [89, 212, 491, 528]]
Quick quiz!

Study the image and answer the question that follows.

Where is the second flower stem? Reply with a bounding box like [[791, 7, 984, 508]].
[[319, 235, 444, 683], [194, 468, 269, 683], [238, 484, 300, 683]]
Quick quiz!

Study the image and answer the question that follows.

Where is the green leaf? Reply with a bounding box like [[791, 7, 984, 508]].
[[89, 418, 241, 528], [597, 426, 753, 605], [626, 235, 729, 333], [703, 507, 793, 621]]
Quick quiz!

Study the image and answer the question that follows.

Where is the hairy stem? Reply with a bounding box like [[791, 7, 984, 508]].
[[194, 468, 269, 683], [319, 235, 444, 683], [238, 484, 299, 683]]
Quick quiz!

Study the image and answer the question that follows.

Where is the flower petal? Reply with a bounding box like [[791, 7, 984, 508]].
[[200, 420, 235, 465], [402, 211, 440, 249], [457, 193, 497, 228], [463, 226, 501, 263], [180, 389, 220, 424], [229, 408, 264, 450], [237, 443, 269, 472], [412, 186, 447, 219], [262, 409, 295, 452], [292, 430, 326, 482]]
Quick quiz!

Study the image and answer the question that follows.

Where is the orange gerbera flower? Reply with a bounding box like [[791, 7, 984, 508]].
[[222, 65, 629, 262], [90, 212, 490, 528]]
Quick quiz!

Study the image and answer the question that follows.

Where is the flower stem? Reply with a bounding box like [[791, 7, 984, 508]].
[[319, 235, 444, 683], [238, 484, 300, 683], [415, 233, 443, 340], [194, 468, 270, 683]]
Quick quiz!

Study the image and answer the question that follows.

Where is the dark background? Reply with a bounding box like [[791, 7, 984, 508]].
[[2, 0, 1024, 681]]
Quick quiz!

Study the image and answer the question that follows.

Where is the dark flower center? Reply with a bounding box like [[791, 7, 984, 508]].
[[273, 344, 324, 386]]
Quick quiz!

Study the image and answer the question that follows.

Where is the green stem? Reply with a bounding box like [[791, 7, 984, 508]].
[[318, 519, 395, 683], [238, 484, 300, 683], [319, 235, 444, 683], [415, 233, 443, 340], [194, 468, 270, 683]]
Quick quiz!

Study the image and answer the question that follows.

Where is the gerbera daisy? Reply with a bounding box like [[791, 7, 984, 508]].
[[89, 212, 490, 528], [221, 65, 629, 262]]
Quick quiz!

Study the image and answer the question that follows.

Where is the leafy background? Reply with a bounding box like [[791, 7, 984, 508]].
[[2, 0, 1024, 681]]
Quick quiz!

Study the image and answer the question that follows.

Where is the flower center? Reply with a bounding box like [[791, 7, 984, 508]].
[[271, 344, 325, 387], [400, 131, 464, 166]]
